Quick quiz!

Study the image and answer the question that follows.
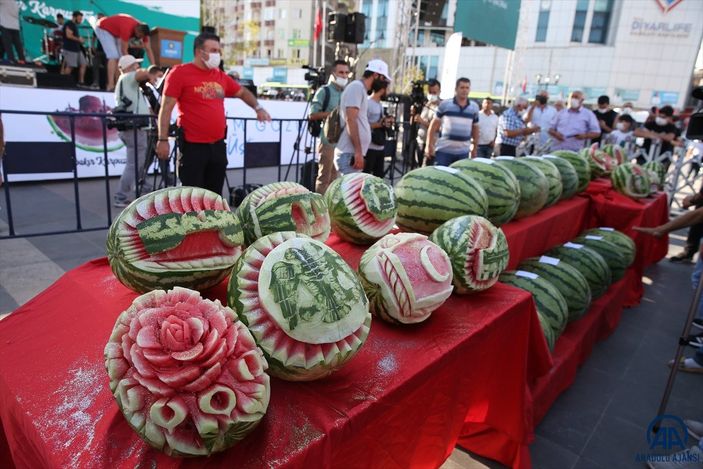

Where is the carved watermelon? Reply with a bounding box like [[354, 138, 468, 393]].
[[602, 143, 626, 165], [358, 233, 453, 324], [429, 215, 510, 294], [228, 232, 371, 381], [47, 95, 123, 152], [104, 287, 270, 456], [582, 143, 617, 178], [106, 187, 244, 293], [324, 173, 397, 244], [237, 182, 331, 246]]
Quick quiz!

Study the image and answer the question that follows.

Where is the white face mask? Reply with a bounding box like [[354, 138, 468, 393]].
[[616, 122, 627, 131], [621, 107, 632, 115], [204, 51, 221, 70], [655, 116, 668, 126], [570, 98, 581, 109], [334, 75, 348, 88], [428, 94, 439, 102]]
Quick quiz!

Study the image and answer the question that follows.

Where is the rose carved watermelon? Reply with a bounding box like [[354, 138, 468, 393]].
[[237, 182, 331, 246], [546, 243, 612, 298], [394, 166, 488, 234], [228, 232, 371, 381], [582, 143, 617, 178], [581, 227, 636, 267], [104, 287, 270, 456], [602, 144, 626, 165], [523, 156, 563, 207], [450, 157, 521, 226], [551, 150, 591, 192], [430, 215, 509, 294], [106, 187, 244, 293], [642, 161, 666, 190], [358, 233, 453, 324], [611, 163, 652, 199], [542, 155, 579, 200], [495, 156, 549, 218], [519, 256, 592, 321], [499, 270, 569, 350], [324, 173, 397, 244]]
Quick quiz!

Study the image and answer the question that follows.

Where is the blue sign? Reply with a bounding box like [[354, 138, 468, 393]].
[[160, 39, 183, 60], [652, 91, 679, 106], [243, 67, 254, 80], [272, 67, 288, 83], [614, 88, 640, 102]]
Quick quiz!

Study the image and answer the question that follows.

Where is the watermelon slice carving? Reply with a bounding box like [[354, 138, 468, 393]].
[[582, 143, 618, 178], [358, 233, 453, 324], [430, 215, 510, 294], [237, 182, 331, 246], [228, 232, 371, 381], [611, 163, 652, 199], [107, 187, 244, 293], [325, 173, 397, 244], [47, 95, 123, 152], [104, 287, 270, 456]]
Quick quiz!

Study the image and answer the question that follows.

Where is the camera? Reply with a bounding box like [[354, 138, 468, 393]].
[[107, 94, 152, 131], [303, 65, 326, 89], [410, 80, 428, 111], [687, 86, 703, 140]]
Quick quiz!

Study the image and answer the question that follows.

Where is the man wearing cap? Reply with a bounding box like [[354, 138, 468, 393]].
[[113, 54, 152, 207], [334, 59, 391, 174], [95, 13, 155, 91], [156, 32, 270, 195]]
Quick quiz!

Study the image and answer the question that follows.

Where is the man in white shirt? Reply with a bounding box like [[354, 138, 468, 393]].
[[525, 90, 557, 152], [476, 97, 499, 158], [0, 0, 25, 63]]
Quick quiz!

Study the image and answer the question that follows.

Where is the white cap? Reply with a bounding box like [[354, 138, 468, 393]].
[[366, 59, 392, 82], [118, 54, 143, 70]]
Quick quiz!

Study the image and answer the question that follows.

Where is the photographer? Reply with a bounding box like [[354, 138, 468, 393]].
[[113, 54, 153, 208], [156, 32, 270, 196], [414, 79, 441, 167], [309, 60, 350, 194], [365, 78, 392, 177]]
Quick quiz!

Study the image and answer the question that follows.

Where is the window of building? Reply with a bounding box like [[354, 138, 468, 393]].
[[279, 9, 286, 19], [292, 29, 301, 39], [535, 0, 550, 43], [430, 30, 445, 46], [296, 8, 303, 19], [375, 0, 388, 47], [571, 0, 589, 42], [589, 0, 613, 44], [295, 49, 301, 59], [361, 0, 372, 47], [267, 49, 272, 57], [263, 7, 274, 21], [428, 56, 439, 79]]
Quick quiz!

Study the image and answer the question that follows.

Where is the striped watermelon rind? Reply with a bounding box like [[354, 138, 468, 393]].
[[495, 156, 549, 219], [642, 161, 666, 189], [519, 257, 592, 321], [523, 156, 563, 207], [228, 232, 371, 381], [429, 215, 510, 294], [602, 144, 626, 165], [582, 145, 618, 178], [237, 182, 331, 246], [546, 244, 612, 298], [324, 173, 397, 244], [395, 166, 488, 234], [499, 270, 569, 350], [611, 163, 652, 199], [542, 155, 579, 200], [571, 235, 629, 281], [450, 158, 521, 226], [106, 187, 244, 293], [581, 228, 636, 267], [551, 150, 591, 192]]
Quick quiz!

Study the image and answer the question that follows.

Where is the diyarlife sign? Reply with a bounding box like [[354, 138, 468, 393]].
[[630, 17, 693, 38]]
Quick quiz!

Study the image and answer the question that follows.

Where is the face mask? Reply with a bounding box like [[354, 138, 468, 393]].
[[536, 96, 547, 105], [428, 94, 439, 102], [334, 75, 348, 87], [655, 116, 668, 126], [616, 122, 627, 131], [570, 98, 581, 109], [203, 51, 220, 70], [622, 107, 632, 115], [596, 108, 607, 113]]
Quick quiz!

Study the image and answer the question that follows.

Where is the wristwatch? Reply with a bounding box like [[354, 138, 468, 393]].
[[255, 104, 264, 112]]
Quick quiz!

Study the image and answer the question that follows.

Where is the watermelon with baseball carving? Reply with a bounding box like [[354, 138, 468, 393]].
[[358, 233, 453, 324], [106, 187, 244, 293], [104, 287, 270, 456], [228, 232, 371, 381]]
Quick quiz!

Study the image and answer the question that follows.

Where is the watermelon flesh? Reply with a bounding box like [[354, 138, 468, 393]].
[[237, 182, 331, 245], [359, 233, 453, 324], [325, 173, 397, 244], [430, 215, 509, 294], [47, 95, 123, 150], [104, 287, 270, 456], [107, 187, 244, 293], [229, 232, 372, 381], [582, 143, 618, 178]]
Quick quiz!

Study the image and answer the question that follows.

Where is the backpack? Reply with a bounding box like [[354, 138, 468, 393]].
[[308, 86, 331, 138], [323, 105, 343, 144]]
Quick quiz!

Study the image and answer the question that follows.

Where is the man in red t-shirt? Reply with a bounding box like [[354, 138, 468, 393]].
[[95, 14, 154, 91], [156, 32, 270, 195]]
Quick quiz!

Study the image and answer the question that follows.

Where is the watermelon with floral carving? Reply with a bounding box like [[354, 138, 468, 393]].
[[358, 233, 453, 324], [582, 143, 617, 178], [228, 232, 371, 381], [106, 187, 244, 293], [611, 163, 652, 199], [324, 173, 397, 244], [104, 287, 270, 456], [602, 144, 626, 165], [429, 215, 509, 294], [237, 182, 331, 245]]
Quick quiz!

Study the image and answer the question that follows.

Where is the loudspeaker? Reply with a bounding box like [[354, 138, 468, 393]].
[[345, 13, 366, 44], [327, 12, 347, 42], [35, 72, 76, 89]]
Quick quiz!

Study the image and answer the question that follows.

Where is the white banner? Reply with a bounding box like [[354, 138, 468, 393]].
[[0, 86, 313, 181]]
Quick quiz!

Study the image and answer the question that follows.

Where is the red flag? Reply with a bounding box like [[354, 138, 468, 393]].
[[521, 76, 527, 93], [314, 7, 323, 41]]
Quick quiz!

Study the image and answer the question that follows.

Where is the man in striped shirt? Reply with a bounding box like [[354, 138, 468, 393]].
[[425, 78, 479, 166], [496, 97, 540, 156]]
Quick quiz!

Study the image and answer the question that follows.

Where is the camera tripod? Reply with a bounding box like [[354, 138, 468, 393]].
[[136, 127, 177, 196]]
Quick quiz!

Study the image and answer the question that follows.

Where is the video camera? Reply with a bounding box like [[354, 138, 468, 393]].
[[687, 86, 703, 140], [303, 65, 327, 89]]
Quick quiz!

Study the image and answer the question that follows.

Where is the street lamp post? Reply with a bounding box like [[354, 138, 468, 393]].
[[535, 73, 560, 91]]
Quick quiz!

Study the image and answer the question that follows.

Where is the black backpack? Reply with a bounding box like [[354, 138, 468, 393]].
[[308, 86, 331, 138]]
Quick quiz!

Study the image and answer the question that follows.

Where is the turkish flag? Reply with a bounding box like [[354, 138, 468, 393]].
[[313, 7, 323, 41]]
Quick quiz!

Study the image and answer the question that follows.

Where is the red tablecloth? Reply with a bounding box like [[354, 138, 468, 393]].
[[0, 248, 551, 468], [501, 197, 591, 270], [585, 179, 669, 306]]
